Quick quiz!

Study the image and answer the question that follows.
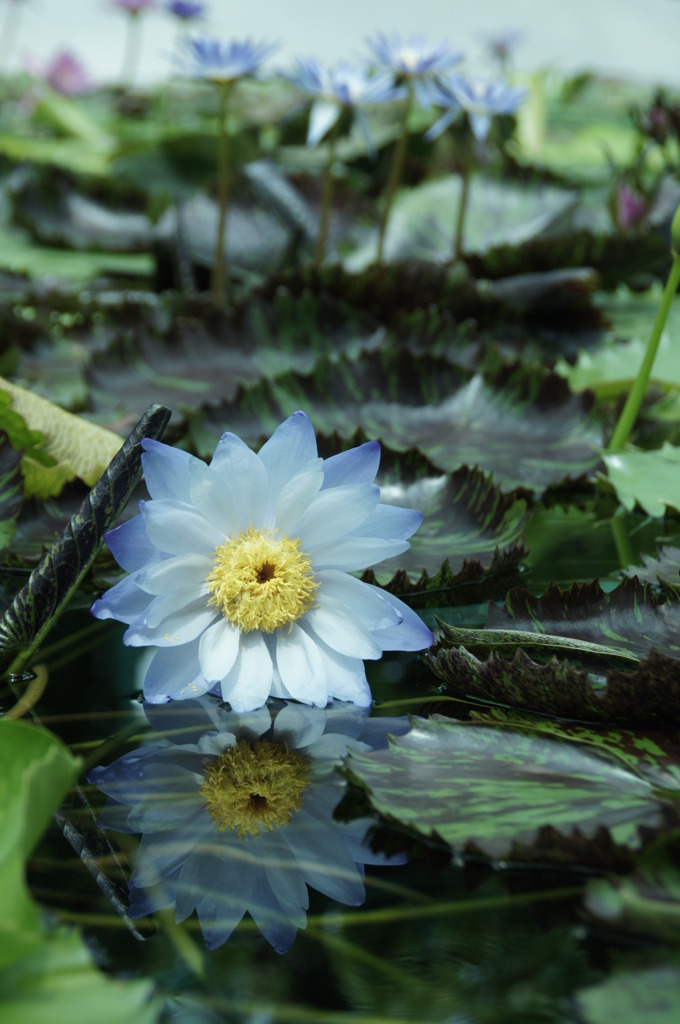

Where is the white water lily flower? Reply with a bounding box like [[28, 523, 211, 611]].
[[91, 411, 433, 711], [89, 697, 409, 952]]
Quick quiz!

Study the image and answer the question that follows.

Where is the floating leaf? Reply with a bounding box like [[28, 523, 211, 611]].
[[204, 356, 602, 493], [0, 404, 171, 676], [557, 331, 680, 397], [0, 378, 123, 499], [345, 715, 677, 863], [603, 443, 680, 517], [623, 546, 680, 589]]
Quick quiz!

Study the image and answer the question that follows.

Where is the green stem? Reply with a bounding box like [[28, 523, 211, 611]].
[[314, 132, 337, 269], [610, 508, 634, 570], [119, 11, 143, 88], [211, 81, 231, 305], [453, 159, 471, 260], [376, 88, 412, 264], [608, 254, 680, 451]]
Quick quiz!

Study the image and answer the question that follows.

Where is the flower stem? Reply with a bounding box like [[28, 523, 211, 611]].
[[119, 11, 143, 88], [376, 87, 412, 264], [607, 254, 680, 451], [453, 155, 473, 260], [212, 81, 232, 305], [314, 132, 337, 270]]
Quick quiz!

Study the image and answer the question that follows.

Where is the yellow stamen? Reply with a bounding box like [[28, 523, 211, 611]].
[[199, 739, 311, 839], [205, 525, 318, 633]]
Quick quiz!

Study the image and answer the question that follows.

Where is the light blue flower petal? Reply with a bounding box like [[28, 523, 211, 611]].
[[470, 111, 491, 141], [257, 410, 318, 495], [197, 849, 256, 949], [247, 869, 300, 953], [105, 514, 159, 573], [209, 432, 269, 529], [298, 630, 371, 705], [141, 439, 197, 501], [304, 596, 383, 659], [142, 638, 212, 702], [141, 499, 223, 556], [274, 623, 328, 706], [125, 589, 215, 646], [284, 800, 366, 904], [219, 632, 273, 711], [273, 702, 327, 748], [135, 552, 213, 596], [307, 98, 341, 145], [310, 535, 410, 571], [198, 616, 240, 682], [262, 831, 309, 927], [292, 483, 379, 548], [314, 569, 402, 630], [189, 458, 240, 538], [349, 502, 422, 540], [91, 574, 152, 624], [366, 586, 434, 651], [132, 826, 200, 888], [321, 441, 380, 488], [424, 107, 458, 142], [270, 464, 323, 533]]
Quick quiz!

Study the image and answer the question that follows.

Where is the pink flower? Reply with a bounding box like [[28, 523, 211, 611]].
[[615, 184, 647, 233]]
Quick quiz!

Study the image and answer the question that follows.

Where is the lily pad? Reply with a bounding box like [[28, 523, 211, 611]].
[[623, 546, 680, 589], [344, 715, 678, 863], [203, 356, 602, 493], [557, 331, 680, 397], [576, 964, 680, 1024]]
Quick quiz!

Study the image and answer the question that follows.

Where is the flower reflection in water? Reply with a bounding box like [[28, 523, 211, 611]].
[[89, 697, 408, 952]]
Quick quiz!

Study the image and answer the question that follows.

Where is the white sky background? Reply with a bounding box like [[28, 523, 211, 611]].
[[5, 0, 680, 84]]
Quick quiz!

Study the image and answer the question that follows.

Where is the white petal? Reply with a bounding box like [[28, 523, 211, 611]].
[[91, 575, 153, 624], [272, 465, 323, 534], [143, 639, 212, 702], [311, 535, 410, 571], [141, 439, 198, 501], [198, 616, 240, 682], [219, 632, 273, 711], [307, 98, 341, 144], [142, 499, 223, 556], [273, 703, 327, 748], [209, 432, 268, 529], [304, 597, 383, 659], [136, 552, 213, 595], [348, 503, 422, 541], [284, 806, 366, 904], [257, 410, 318, 500], [369, 587, 434, 651], [291, 484, 379, 549], [125, 592, 217, 647], [315, 570, 402, 630], [321, 441, 380, 488], [301, 632, 371, 705], [274, 623, 328, 706], [189, 458, 240, 538]]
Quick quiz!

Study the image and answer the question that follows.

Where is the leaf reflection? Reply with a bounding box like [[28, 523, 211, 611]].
[[88, 696, 408, 952]]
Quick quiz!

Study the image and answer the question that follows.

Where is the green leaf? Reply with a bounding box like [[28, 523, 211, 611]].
[[0, 720, 80, 969], [603, 443, 680, 517], [623, 545, 680, 589], [0, 227, 154, 283], [0, 431, 23, 551], [0, 928, 160, 1024], [0, 134, 111, 177], [0, 378, 123, 499], [576, 964, 680, 1024], [0, 404, 171, 676], [557, 331, 680, 397], [345, 715, 677, 863]]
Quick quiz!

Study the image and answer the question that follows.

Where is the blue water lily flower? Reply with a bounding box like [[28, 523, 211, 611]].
[[177, 33, 276, 83], [89, 697, 409, 952], [284, 57, 403, 146], [166, 0, 205, 19], [91, 411, 433, 711], [427, 75, 528, 143], [365, 31, 463, 110]]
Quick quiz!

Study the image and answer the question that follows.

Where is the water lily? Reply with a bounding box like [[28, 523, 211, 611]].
[[166, 0, 205, 19], [427, 75, 527, 144], [284, 57, 402, 266], [28, 48, 91, 95], [175, 34, 276, 303], [89, 697, 408, 952], [91, 411, 433, 711], [365, 32, 462, 110]]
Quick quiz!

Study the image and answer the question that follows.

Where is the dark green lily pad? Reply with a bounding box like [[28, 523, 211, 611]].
[[576, 963, 680, 1024], [202, 356, 602, 493], [87, 292, 386, 430], [344, 715, 678, 864]]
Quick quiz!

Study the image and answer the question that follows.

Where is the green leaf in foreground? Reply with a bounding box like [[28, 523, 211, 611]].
[[345, 715, 678, 863], [576, 963, 680, 1024], [0, 404, 171, 676], [0, 720, 80, 969]]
